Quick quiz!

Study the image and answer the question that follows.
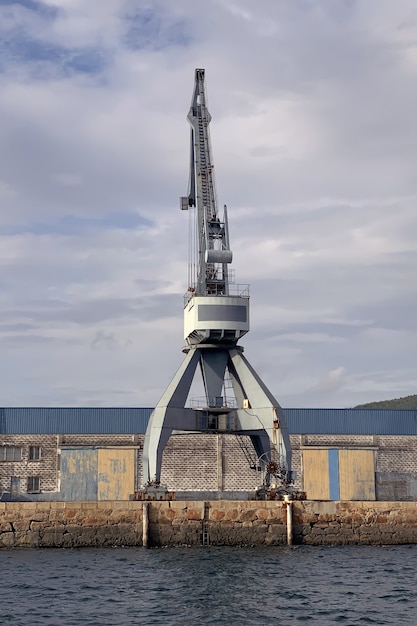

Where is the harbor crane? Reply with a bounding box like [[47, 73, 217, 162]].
[[142, 69, 292, 495]]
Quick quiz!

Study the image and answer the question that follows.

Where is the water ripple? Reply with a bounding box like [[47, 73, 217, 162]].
[[1, 545, 417, 625]]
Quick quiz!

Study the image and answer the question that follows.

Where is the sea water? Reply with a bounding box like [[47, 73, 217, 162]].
[[1, 545, 416, 625]]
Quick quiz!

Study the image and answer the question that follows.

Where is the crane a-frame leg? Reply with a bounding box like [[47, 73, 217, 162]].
[[142, 345, 291, 488]]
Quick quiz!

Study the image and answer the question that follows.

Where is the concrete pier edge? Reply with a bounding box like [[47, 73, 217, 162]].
[[1, 500, 416, 548]]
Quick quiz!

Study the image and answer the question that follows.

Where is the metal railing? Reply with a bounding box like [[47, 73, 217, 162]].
[[190, 396, 237, 409], [184, 283, 250, 305]]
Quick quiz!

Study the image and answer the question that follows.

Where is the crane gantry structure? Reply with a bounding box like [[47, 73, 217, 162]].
[[142, 69, 292, 495]]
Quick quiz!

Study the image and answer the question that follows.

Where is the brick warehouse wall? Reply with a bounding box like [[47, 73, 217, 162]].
[[0, 435, 58, 496], [2, 432, 417, 500], [375, 436, 417, 473], [60, 434, 139, 447]]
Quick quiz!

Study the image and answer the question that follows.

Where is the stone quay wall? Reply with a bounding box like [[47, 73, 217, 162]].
[[1, 501, 417, 548]]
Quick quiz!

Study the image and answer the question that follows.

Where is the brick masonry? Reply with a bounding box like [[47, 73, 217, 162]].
[[0, 435, 58, 496], [1, 500, 417, 548], [2, 433, 417, 500]]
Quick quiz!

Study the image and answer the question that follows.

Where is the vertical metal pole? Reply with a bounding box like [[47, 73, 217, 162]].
[[142, 502, 149, 548], [284, 495, 293, 546]]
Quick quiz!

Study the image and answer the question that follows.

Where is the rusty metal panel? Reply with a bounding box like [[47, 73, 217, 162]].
[[339, 449, 375, 501], [302, 449, 330, 500], [97, 448, 135, 501], [60, 448, 98, 501]]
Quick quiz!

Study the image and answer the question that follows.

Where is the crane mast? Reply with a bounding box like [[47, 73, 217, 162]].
[[181, 70, 249, 346], [181, 68, 232, 298]]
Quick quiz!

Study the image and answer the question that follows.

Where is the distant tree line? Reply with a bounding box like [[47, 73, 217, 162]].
[[354, 394, 417, 409]]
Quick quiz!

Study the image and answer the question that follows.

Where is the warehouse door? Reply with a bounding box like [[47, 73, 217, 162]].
[[60, 448, 98, 501], [97, 448, 135, 501], [60, 447, 136, 500], [302, 449, 375, 501], [338, 449, 375, 500], [303, 449, 330, 500]]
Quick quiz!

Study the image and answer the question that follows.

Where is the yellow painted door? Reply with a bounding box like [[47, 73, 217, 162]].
[[97, 448, 135, 500], [339, 449, 375, 501], [303, 449, 330, 500]]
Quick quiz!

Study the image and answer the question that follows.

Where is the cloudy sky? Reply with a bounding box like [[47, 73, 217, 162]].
[[1, 0, 416, 408]]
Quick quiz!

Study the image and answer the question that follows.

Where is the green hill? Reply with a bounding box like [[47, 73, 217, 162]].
[[354, 394, 417, 409]]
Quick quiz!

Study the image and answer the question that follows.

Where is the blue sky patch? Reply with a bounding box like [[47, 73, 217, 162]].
[[123, 8, 192, 51], [0, 35, 107, 76], [0, 1, 107, 77], [1, 0, 59, 20]]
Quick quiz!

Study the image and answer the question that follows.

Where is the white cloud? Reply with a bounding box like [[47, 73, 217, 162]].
[[0, 0, 416, 408], [312, 366, 347, 393]]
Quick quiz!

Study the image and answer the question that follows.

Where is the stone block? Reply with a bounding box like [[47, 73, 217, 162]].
[[65, 524, 83, 536], [314, 522, 329, 529], [97, 501, 113, 510], [35, 502, 53, 511], [187, 508, 203, 521], [299, 513, 319, 523], [13, 519, 31, 532], [241, 520, 253, 528], [165, 508, 177, 520], [81, 516, 104, 527], [224, 508, 239, 521], [110, 511, 138, 525], [0, 532, 15, 548], [307, 501, 337, 516], [5, 503, 25, 512], [54, 502, 66, 509], [166, 501, 189, 511], [318, 513, 334, 522], [40, 529, 66, 547], [255, 508, 268, 520], [62, 533, 74, 548], [252, 519, 268, 528], [127, 501, 143, 511], [240, 510, 257, 522], [268, 523, 286, 536], [18, 531, 41, 547]]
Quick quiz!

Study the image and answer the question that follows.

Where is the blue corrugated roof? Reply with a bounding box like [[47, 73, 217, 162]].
[[1, 407, 417, 436], [284, 408, 417, 435], [1, 407, 152, 435]]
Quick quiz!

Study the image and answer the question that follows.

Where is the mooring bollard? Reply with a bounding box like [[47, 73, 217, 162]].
[[142, 502, 149, 548]]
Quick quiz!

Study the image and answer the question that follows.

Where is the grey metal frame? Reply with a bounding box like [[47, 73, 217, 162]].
[[142, 69, 292, 490]]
